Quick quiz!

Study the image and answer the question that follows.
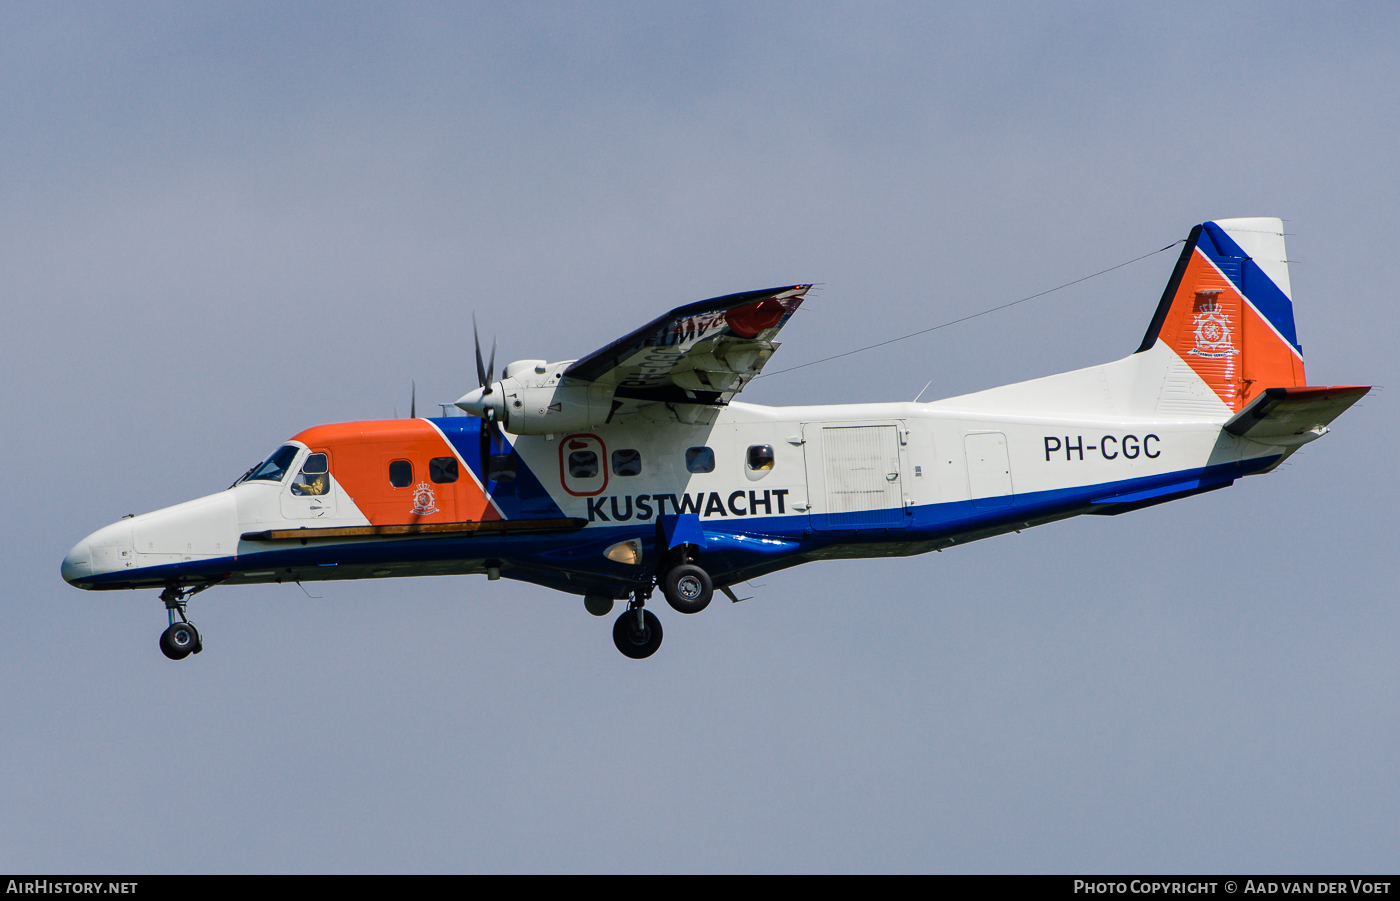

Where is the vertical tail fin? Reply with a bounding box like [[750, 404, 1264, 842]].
[[1137, 218, 1306, 412]]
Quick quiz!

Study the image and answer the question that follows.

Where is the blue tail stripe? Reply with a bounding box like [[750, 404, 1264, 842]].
[[1199, 222, 1301, 353]]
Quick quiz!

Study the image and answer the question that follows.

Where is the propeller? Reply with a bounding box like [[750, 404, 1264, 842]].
[[468, 314, 502, 474], [473, 314, 497, 402], [410, 380, 416, 419]]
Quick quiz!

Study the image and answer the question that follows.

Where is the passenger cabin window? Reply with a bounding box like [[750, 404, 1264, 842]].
[[245, 445, 300, 483], [612, 449, 641, 476], [430, 457, 459, 484], [388, 460, 412, 488], [569, 450, 598, 479], [291, 453, 331, 496], [747, 445, 775, 471], [685, 447, 715, 474], [488, 454, 516, 481]]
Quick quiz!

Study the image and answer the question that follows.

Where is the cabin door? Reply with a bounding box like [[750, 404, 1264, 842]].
[[802, 422, 910, 531], [963, 432, 1014, 507]]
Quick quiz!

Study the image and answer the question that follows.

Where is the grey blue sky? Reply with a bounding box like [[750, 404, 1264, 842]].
[[2, 2, 1397, 873]]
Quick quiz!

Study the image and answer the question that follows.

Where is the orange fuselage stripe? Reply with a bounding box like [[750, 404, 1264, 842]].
[[291, 420, 501, 526]]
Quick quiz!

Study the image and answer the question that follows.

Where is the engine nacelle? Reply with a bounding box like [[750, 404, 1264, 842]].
[[457, 361, 620, 434], [498, 378, 614, 435]]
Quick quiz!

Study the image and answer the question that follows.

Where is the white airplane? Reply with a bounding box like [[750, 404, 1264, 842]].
[[62, 218, 1368, 659]]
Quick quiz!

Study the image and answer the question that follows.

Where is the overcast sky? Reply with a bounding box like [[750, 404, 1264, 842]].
[[3, 1, 1397, 873]]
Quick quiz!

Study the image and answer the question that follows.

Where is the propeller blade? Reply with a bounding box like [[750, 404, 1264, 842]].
[[486, 339, 497, 395], [410, 380, 416, 419], [473, 314, 488, 389], [480, 416, 492, 474]]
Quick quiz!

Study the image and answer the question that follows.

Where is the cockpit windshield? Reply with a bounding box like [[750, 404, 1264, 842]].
[[242, 445, 301, 484]]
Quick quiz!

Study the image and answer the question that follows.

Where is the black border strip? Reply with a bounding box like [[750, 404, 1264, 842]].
[[1135, 224, 1202, 353], [241, 517, 587, 542]]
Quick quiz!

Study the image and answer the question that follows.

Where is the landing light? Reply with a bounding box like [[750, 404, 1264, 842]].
[[604, 539, 642, 566]]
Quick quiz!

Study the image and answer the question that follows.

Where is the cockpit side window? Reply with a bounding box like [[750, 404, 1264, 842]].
[[245, 445, 300, 483], [290, 453, 331, 496]]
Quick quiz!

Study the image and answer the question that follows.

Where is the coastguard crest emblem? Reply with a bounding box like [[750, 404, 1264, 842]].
[[410, 481, 439, 516], [1187, 289, 1238, 359]]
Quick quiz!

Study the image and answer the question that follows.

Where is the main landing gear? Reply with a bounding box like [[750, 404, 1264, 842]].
[[661, 562, 712, 615], [158, 584, 210, 661], [658, 538, 713, 615], [609, 549, 719, 659]]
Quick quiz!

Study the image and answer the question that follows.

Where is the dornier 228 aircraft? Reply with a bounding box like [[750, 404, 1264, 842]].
[[63, 218, 1369, 660]]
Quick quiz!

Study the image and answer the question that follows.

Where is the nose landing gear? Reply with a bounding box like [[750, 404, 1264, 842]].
[[158, 584, 211, 661], [160, 620, 201, 660]]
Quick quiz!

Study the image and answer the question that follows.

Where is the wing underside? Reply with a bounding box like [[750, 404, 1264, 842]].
[[564, 285, 811, 407]]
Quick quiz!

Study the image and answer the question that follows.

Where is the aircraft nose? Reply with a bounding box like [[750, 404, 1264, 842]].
[[62, 519, 135, 588], [61, 537, 93, 586]]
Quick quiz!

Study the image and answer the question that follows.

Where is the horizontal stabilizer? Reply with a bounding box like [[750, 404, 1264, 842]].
[[1223, 385, 1371, 445]]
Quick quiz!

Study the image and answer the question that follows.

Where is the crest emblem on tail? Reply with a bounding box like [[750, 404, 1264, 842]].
[[1187, 288, 1238, 359]]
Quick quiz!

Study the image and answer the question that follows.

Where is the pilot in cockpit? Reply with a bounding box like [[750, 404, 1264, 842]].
[[290, 454, 330, 497]]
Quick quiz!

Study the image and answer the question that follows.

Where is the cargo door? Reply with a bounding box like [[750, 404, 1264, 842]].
[[802, 423, 909, 531]]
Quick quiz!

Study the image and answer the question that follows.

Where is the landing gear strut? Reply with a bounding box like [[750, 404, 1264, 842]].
[[613, 593, 663, 659], [158, 584, 210, 661]]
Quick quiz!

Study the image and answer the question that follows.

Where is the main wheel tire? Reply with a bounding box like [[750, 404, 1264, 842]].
[[612, 608, 663, 659], [159, 621, 200, 661], [662, 563, 712, 614]]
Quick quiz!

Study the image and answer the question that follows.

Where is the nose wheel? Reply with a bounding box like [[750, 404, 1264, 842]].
[[158, 583, 213, 661], [160, 620, 202, 660], [613, 600, 663, 659]]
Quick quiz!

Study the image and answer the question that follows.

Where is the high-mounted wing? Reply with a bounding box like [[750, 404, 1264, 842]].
[[564, 285, 811, 406], [455, 285, 811, 434]]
